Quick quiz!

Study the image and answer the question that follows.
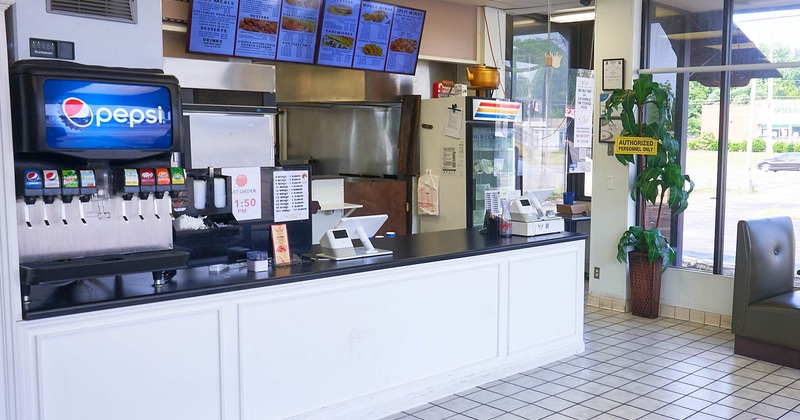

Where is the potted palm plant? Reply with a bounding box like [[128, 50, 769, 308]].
[[604, 74, 694, 318]]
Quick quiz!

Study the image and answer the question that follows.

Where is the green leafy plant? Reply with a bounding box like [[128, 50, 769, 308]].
[[605, 74, 695, 269]]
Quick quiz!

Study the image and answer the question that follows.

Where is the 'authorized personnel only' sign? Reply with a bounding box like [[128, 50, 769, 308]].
[[614, 136, 657, 155]]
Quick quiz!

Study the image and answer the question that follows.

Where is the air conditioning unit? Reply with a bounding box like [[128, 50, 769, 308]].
[[6, 0, 164, 69]]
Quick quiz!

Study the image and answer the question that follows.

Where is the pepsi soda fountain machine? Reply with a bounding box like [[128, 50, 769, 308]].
[[10, 60, 190, 302]]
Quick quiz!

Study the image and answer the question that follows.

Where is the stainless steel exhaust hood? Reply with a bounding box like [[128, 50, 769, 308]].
[[274, 60, 456, 103]]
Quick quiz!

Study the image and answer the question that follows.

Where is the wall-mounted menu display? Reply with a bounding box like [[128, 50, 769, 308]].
[[351, 1, 393, 72], [235, 0, 282, 60], [384, 6, 425, 74], [277, 0, 323, 64], [316, 0, 362, 68], [188, 0, 240, 56], [187, 0, 425, 75]]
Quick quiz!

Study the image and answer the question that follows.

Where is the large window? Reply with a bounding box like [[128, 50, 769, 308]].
[[512, 16, 594, 203], [644, 0, 800, 276]]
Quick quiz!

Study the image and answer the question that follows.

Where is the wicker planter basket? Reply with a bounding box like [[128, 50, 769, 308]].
[[629, 252, 662, 318]]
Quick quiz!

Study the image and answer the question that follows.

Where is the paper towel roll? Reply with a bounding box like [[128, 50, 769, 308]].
[[214, 178, 226, 208], [193, 179, 207, 209]]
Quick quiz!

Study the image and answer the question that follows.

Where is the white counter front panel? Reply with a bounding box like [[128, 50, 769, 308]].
[[32, 308, 224, 420], [239, 261, 501, 419]]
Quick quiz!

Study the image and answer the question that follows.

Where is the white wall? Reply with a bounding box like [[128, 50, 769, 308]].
[[479, 7, 508, 97], [661, 269, 734, 316], [588, 0, 641, 301], [0, 4, 20, 420]]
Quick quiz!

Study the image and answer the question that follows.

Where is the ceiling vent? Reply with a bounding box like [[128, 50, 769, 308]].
[[47, 0, 137, 24]]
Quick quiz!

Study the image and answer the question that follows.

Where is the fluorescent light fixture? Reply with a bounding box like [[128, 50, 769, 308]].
[[550, 11, 595, 23]]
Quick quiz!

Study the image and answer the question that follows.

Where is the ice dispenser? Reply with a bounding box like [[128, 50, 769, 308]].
[[9, 60, 190, 301]]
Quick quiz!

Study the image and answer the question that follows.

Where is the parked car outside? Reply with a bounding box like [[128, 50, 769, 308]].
[[758, 152, 800, 171]]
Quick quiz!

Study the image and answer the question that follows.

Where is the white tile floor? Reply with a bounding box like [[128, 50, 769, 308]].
[[384, 305, 800, 420]]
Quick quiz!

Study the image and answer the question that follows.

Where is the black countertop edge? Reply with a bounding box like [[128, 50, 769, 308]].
[[23, 229, 587, 320]]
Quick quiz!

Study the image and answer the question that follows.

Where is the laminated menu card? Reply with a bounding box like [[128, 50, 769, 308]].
[[271, 223, 292, 266]]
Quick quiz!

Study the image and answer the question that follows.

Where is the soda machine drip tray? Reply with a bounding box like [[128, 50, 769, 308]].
[[19, 250, 190, 286]]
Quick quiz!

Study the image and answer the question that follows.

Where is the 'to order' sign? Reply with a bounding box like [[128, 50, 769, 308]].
[[614, 136, 657, 156], [221, 167, 262, 221]]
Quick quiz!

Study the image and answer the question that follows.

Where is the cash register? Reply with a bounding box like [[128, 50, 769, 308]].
[[318, 214, 393, 260], [508, 189, 564, 237]]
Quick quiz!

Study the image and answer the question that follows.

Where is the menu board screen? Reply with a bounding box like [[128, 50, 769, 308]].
[[234, 0, 282, 60], [316, 0, 362, 68], [277, 0, 323, 63], [351, 1, 393, 72], [187, 0, 425, 75], [385, 6, 425, 74], [188, 0, 240, 56]]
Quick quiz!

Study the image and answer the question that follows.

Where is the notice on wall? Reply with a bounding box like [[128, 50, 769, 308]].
[[574, 75, 594, 148], [222, 167, 262, 221], [445, 107, 463, 139], [442, 146, 457, 173], [273, 169, 310, 222]]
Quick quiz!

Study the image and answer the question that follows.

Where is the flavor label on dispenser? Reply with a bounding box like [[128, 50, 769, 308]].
[[155, 168, 171, 186], [24, 170, 43, 189], [61, 170, 79, 188], [170, 168, 185, 185], [124, 169, 139, 186], [79, 170, 96, 188], [139, 169, 156, 187], [43, 170, 60, 189]]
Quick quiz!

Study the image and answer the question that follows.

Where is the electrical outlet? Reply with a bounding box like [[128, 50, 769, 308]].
[[593, 267, 600, 279]]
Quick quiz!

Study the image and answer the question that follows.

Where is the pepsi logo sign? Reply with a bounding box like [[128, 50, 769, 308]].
[[62, 97, 94, 129], [59, 97, 166, 130], [45, 171, 58, 181], [26, 171, 40, 181]]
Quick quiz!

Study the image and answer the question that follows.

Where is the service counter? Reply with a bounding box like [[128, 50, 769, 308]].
[[17, 229, 587, 420]]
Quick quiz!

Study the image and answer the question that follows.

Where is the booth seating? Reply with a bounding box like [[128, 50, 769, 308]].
[[732, 216, 800, 367]]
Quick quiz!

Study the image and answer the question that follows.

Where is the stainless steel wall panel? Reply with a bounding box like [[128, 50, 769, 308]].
[[282, 105, 400, 177]]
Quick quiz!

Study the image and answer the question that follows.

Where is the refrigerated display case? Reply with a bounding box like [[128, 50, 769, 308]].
[[418, 97, 522, 232]]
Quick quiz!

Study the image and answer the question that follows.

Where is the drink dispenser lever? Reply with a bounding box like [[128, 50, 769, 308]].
[[138, 168, 156, 221], [168, 168, 186, 219], [41, 169, 62, 227], [20, 170, 44, 229], [59, 170, 80, 226], [116, 169, 141, 222], [153, 168, 172, 220], [78, 169, 98, 224]]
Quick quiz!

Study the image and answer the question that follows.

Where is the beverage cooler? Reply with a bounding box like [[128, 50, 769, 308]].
[[418, 97, 522, 233]]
